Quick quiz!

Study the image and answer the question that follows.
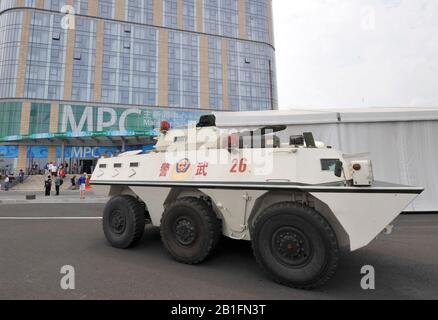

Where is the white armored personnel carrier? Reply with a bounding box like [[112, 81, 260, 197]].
[[91, 115, 423, 289]]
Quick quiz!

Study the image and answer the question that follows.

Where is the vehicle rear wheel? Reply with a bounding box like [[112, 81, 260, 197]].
[[103, 195, 146, 249], [251, 202, 339, 289], [160, 197, 221, 264]]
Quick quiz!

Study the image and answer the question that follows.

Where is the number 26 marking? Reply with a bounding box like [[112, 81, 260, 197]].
[[230, 158, 247, 173]]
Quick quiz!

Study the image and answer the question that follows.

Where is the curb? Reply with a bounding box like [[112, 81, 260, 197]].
[[0, 198, 109, 205]]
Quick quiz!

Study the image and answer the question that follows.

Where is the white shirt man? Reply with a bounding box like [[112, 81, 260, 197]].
[[4, 176, 10, 191], [51, 164, 58, 177]]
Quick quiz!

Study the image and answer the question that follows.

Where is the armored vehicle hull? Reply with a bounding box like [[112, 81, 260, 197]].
[[91, 117, 423, 289]]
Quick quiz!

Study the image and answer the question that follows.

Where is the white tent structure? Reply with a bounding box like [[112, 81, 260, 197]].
[[213, 107, 438, 212]]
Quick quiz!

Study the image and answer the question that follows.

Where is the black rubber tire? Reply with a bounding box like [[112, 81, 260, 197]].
[[160, 197, 221, 264], [251, 202, 339, 289], [103, 195, 146, 249]]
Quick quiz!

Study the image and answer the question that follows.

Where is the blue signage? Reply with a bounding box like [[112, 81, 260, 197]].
[[55, 145, 156, 159], [1, 145, 156, 160], [27, 146, 48, 159], [0, 145, 19, 158]]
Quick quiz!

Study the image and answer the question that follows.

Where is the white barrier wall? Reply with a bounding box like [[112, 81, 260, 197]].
[[215, 108, 438, 211]]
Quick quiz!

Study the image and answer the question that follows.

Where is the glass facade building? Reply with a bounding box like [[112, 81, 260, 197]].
[[0, 0, 276, 173]]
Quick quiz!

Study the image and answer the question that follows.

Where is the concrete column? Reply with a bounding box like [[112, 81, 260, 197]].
[[88, 0, 99, 16], [177, 0, 184, 29], [238, 0, 246, 39], [196, 0, 203, 32], [63, 29, 75, 100], [17, 145, 28, 172], [60, 141, 65, 165], [94, 20, 105, 103], [63, 0, 76, 101], [199, 35, 209, 109], [158, 30, 169, 107], [115, 0, 125, 21], [47, 146, 57, 163], [36, 0, 44, 8], [153, 0, 163, 26], [267, 0, 274, 46], [16, 11, 30, 98], [50, 103, 59, 133], [221, 39, 229, 110], [20, 102, 31, 136]]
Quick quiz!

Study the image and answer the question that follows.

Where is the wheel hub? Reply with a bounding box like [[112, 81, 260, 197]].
[[110, 210, 126, 234], [271, 227, 312, 267], [174, 217, 197, 246]]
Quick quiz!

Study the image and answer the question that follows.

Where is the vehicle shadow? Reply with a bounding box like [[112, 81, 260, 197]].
[[93, 224, 436, 299]]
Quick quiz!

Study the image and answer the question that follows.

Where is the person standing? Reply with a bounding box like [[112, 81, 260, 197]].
[[44, 176, 52, 196], [59, 165, 65, 178], [55, 175, 63, 196], [16, 169, 23, 183], [4, 175, 10, 191], [78, 173, 87, 199], [18, 169, 25, 183], [51, 163, 58, 177], [32, 163, 37, 175]]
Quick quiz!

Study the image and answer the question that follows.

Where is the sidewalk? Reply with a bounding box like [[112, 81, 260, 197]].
[[0, 189, 109, 205]]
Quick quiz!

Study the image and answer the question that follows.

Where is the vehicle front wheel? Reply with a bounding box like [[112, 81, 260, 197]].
[[251, 202, 339, 289], [102, 195, 146, 249]]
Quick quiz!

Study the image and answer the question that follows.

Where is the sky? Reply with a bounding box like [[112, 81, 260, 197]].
[[273, 0, 438, 109]]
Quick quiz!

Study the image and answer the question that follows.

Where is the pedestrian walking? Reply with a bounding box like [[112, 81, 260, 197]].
[[44, 176, 52, 196], [55, 175, 63, 196], [78, 173, 87, 199], [70, 175, 77, 189]]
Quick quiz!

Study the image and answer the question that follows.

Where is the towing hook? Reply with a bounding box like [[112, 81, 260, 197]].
[[382, 225, 394, 235]]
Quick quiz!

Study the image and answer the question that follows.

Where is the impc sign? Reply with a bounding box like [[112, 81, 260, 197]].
[[60, 105, 142, 133], [66, 146, 122, 159], [59, 105, 205, 136], [71, 147, 102, 159]]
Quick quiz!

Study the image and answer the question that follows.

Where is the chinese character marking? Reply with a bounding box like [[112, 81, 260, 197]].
[[196, 162, 209, 177], [160, 163, 171, 177]]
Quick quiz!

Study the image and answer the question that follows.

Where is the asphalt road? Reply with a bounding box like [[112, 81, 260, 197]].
[[0, 203, 437, 300]]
